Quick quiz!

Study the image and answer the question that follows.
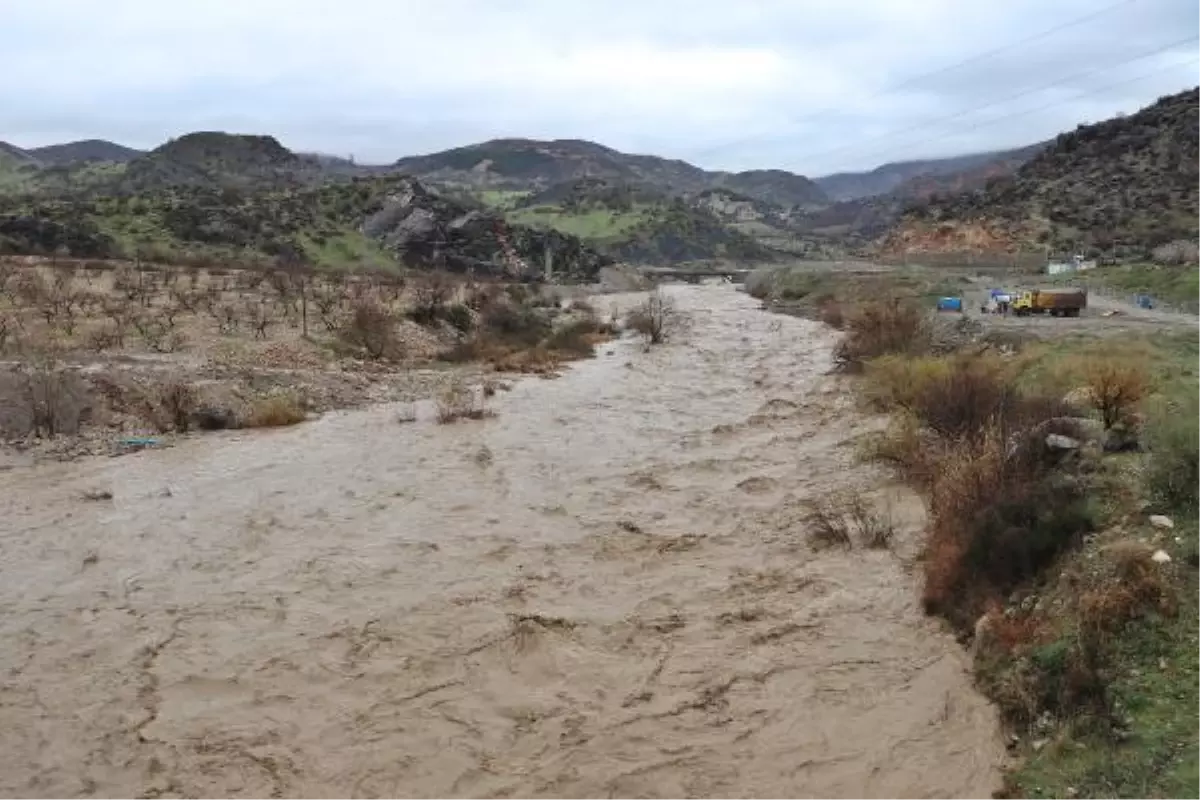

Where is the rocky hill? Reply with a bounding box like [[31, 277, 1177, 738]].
[[116, 132, 332, 191], [814, 144, 1046, 201], [884, 88, 1199, 258], [27, 139, 143, 165], [711, 169, 827, 207], [0, 175, 612, 280], [396, 138, 711, 192], [395, 137, 829, 209], [0, 142, 40, 168]]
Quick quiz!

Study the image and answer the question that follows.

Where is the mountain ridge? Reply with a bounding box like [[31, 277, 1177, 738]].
[[882, 88, 1199, 259]]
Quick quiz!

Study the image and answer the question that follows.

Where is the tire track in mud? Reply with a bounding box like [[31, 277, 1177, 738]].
[[0, 284, 1004, 798]]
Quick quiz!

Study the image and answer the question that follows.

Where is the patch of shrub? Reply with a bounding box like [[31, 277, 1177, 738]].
[[803, 490, 893, 550], [1082, 358, 1147, 430], [153, 381, 198, 433], [339, 298, 400, 360], [1143, 386, 1199, 514], [833, 298, 930, 372], [435, 380, 494, 424], [922, 426, 1094, 631], [625, 290, 677, 345], [444, 302, 475, 335], [479, 302, 552, 348], [245, 392, 307, 428], [545, 317, 606, 357]]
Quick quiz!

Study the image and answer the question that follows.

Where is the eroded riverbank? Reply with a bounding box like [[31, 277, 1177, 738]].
[[0, 284, 1004, 798]]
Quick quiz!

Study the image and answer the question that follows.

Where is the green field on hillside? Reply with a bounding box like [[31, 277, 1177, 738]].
[[505, 204, 652, 240]]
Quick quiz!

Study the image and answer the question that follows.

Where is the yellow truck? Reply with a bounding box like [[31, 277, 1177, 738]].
[[1012, 288, 1087, 317]]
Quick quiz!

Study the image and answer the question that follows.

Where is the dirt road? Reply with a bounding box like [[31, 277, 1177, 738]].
[[0, 284, 1004, 798]]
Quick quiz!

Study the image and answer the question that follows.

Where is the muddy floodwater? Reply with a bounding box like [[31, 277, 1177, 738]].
[[0, 284, 1004, 798]]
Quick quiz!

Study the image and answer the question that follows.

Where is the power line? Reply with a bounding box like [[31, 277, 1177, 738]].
[[816, 55, 1198, 176], [795, 32, 1198, 169], [692, 0, 1142, 159]]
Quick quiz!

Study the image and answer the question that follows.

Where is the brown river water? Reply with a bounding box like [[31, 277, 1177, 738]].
[[0, 284, 1004, 798]]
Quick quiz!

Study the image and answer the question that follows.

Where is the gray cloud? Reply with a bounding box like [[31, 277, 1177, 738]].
[[2, 0, 1196, 176]]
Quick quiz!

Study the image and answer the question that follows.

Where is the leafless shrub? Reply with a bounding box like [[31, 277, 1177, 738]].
[[625, 289, 677, 345], [133, 313, 185, 353], [12, 270, 48, 306], [0, 360, 88, 439], [311, 284, 343, 331], [215, 303, 240, 334], [244, 300, 274, 340], [1082, 358, 1147, 430], [435, 380, 495, 424], [340, 298, 400, 360], [151, 381, 198, 433], [410, 274, 454, 326]]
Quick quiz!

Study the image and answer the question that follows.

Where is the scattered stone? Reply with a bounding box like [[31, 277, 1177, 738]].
[[1045, 433, 1081, 450], [1149, 514, 1175, 530], [1159, 658, 1168, 670], [1151, 550, 1172, 564]]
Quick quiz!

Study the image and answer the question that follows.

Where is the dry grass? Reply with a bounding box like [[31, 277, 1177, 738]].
[[1077, 541, 1177, 636], [921, 426, 1093, 630], [833, 298, 930, 372], [803, 490, 895, 550], [866, 351, 1067, 442], [244, 391, 307, 428]]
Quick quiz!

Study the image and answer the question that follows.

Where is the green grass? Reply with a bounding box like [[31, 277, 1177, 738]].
[[1053, 264, 1199, 313], [747, 266, 969, 308], [299, 231, 397, 272], [1012, 550, 1198, 799], [505, 204, 651, 240], [1009, 333, 1199, 799], [476, 189, 530, 210]]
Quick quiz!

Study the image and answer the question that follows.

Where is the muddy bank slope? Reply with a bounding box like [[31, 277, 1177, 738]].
[[0, 284, 1003, 798]]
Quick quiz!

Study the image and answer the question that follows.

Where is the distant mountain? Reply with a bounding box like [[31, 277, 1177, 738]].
[[117, 132, 319, 190], [0, 141, 39, 165], [883, 88, 1199, 259], [712, 169, 827, 207], [396, 138, 713, 192], [814, 144, 1046, 201], [27, 139, 143, 165], [395, 137, 828, 209]]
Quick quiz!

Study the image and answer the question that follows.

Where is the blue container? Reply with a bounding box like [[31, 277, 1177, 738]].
[[1135, 293, 1155, 309], [937, 296, 963, 312]]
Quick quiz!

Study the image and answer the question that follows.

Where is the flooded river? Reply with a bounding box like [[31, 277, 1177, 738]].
[[0, 284, 1003, 798]]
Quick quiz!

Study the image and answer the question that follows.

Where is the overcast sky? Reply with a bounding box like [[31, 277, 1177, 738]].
[[2, 0, 1197, 176]]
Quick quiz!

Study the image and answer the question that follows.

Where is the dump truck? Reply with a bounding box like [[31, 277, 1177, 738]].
[[1012, 288, 1087, 317]]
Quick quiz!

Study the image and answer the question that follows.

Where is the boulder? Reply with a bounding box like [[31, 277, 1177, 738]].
[[1149, 514, 1175, 530], [1046, 433, 1081, 450], [1151, 550, 1172, 564]]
